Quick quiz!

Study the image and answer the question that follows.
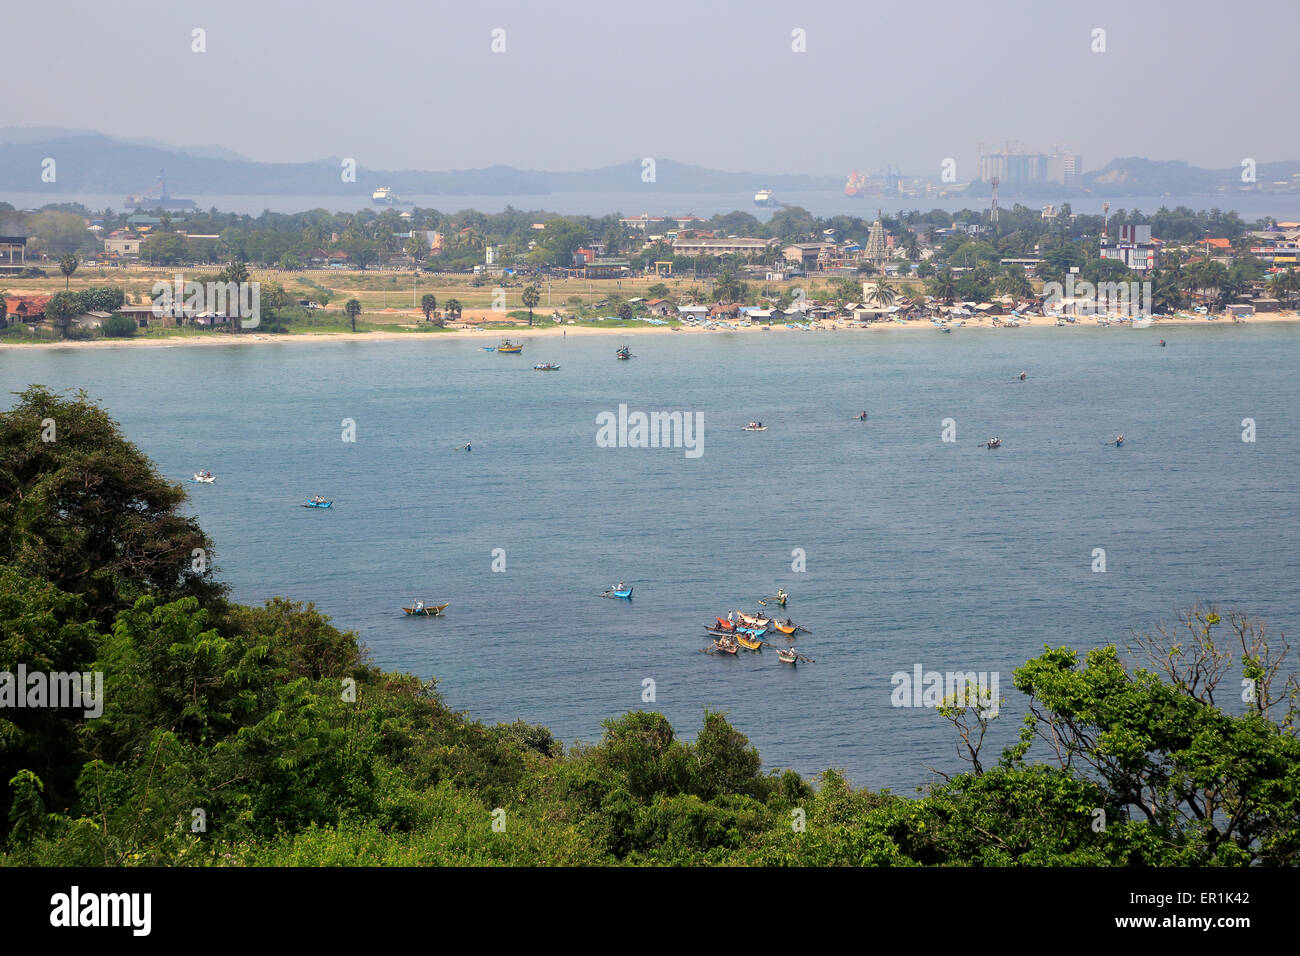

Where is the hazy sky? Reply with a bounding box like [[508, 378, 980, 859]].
[[8, 0, 1296, 177]]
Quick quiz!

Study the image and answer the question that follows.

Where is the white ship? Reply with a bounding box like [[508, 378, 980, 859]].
[[753, 188, 777, 207], [372, 186, 413, 206]]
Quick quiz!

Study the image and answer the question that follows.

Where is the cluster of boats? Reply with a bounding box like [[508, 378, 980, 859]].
[[702, 592, 815, 666]]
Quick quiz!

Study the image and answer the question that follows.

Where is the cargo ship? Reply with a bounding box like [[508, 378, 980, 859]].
[[753, 188, 777, 207], [844, 171, 867, 197], [124, 169, 197, 210]]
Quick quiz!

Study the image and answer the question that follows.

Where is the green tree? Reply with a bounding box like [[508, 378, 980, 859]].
[[58, 255, 78, 290], [521, 285, 540, 326], [420, 293, 438, 322], [0, 386, 220, 620], [344, 298, 362, 332], [102, 314, 137, 337], [45, 291, 79, 339]]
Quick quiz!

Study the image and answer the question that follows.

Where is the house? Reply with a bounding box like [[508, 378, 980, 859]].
[[584, 259, 629, 279], [782, 242, 838, 269], [103, 233, 143, 256], [644, 298, 673, 316], [672, 237, 773, 258], [3, 294, 51, 324], [73, 310, 113, 329], [0, 234, 27, 274]]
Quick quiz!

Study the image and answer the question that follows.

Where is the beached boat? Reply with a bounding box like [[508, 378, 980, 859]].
[[302, 499, 333, 508], [190, 472, 215, 483], [533, 363, 560, 371], [403, 602, 449, 616], [616, 346, 632, 360], [497, 339, 523, 353]]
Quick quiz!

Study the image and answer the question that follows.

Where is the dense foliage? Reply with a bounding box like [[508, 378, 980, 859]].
[[1, 388, 1296, 866]]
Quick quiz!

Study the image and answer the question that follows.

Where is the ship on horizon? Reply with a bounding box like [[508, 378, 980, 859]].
[[753, 187, 777, 207], [372, 186, 414, 207], [125, 169, 197, 210]]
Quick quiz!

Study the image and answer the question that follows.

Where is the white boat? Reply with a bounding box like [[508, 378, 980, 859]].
[[754, 188, 777, 207], [190, 472, 215, 483]]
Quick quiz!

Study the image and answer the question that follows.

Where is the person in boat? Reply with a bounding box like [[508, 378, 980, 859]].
[[1116, 434, 1124, 444], [728, 609, 735, 624], [1018, 371, 1027, 381], [859, 411, 867, 421], [465, 442, 471, 451], [415, 600, 424, 612]]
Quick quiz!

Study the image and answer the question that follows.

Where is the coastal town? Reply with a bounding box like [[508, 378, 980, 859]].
[[3, 196, 1300, 342]]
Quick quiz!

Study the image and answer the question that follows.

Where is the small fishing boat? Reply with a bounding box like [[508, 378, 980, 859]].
[[603, 585, 633, 599], [772, 619, 807, 636], [302, 499, 333, 508], [190, 472, 215, 483], [533, 362, 560, 371], [714, 617, 736, 631], [736, 626, 768, 639], [736, 612, 770, 628], [759, 589, 788, 608], [482, 346, 496, 351], [778, 647, 815, 666], [736, 633, 764, 651], [985, 438, 1002, 450], [403, 602, 449, 616], [741, 422, 767, 431], [711, 638, 738, 656], [497, 339, 523, 353], [616, 346, 632, 360]]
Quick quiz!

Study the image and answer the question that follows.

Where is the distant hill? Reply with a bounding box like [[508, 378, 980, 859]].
[[0, 128, 840, 197]]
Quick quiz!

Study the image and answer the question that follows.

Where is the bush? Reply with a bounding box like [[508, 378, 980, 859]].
[[102, 314, 137, 338]]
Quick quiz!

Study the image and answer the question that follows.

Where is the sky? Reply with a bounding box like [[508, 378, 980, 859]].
[[6, 0, 1296, 178]]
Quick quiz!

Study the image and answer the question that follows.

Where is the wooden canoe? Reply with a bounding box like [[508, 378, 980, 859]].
[[736, 634, 764, 651], [403, 603, 449, 616]]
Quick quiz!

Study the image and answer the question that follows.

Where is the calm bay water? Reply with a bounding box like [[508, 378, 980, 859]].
[[4, 189, 1297, 221], [3, 325, 1298, 791]]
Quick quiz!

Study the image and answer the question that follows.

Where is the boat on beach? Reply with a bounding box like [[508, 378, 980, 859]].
[[403, 602, 449, 616]]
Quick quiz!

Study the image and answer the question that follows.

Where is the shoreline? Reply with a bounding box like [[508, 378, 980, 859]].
[[4, 311, 1298, 350]]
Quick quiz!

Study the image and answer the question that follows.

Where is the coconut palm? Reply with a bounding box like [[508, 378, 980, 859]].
[[421, 293, 438, 322], [344, 298, 362, 333], [864, 280, 896, 309], [928, 268, 958, 305]]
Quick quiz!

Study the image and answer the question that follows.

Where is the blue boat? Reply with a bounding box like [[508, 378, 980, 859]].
[[302, 499, 333, 508], [604, 585, 633, 599], [736, 625, 768, 638]]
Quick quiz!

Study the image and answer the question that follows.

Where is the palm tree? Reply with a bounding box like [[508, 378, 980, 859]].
[[928, 268, 958, 305], [421, 293, 438, 322], [444, 298, 462, 321], [521, 285, 540, 326], [59, 254, 78, 290], [864, 280, 896, 309], [995, 267, 1032, 301], [344, 298, 362, 333]]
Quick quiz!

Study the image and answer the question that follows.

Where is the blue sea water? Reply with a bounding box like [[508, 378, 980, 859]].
[[3, 324, 1298, 792]]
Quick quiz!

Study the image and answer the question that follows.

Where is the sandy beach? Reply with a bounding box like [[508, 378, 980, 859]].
[[5, 310, 1299, 350]]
